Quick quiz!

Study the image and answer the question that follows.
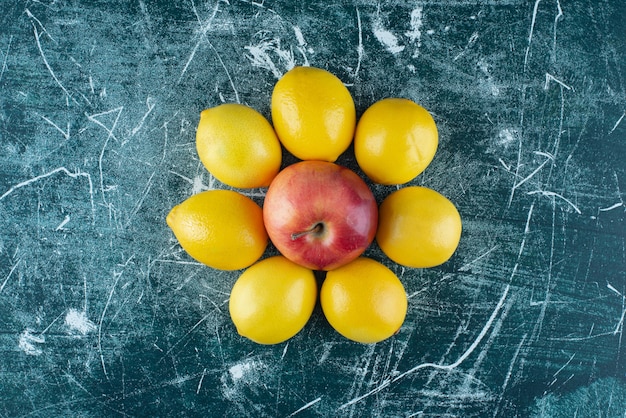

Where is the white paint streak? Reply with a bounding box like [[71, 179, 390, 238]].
[[245, 37, 295, 79], [65, 308, 96, 335], [18, 329, 45, 356], [498, 128, 519, 147], [229, 361, 252, 381], [405, 6, 423, 57], [373, 20, 405, 55], [293, 26, 315, 57]]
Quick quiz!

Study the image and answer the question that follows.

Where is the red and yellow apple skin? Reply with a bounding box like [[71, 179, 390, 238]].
[[263, 161, 378, 271]]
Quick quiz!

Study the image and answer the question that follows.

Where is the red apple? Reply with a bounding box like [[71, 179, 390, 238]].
[[263, 161, 378, 271]]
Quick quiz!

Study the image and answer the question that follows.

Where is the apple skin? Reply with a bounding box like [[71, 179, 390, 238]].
[[263, 160, 378, 271]]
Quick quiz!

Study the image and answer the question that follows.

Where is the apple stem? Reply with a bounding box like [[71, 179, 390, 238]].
[[291, 222, 324, 241]]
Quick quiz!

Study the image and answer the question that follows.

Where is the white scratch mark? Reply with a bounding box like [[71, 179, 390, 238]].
[[353, 7, 364, 78], [531, 197, 557, 341], [599, 202, 624, 212], [287, 397, 322, 417], [25, 9, 55, 41], [458, 245, 499, 272], [338, 284, 511, 409], [161, 312, 212, 360], [126, 171, 155, 227], [608, 110, 626, 135], [18, 329, 45, 356], [0, 258, 20, 294], [196, 368, 207, 394], [497, 333, 527, 413], [534, 150, 555, 160], [38, 113, 70, 140], [544, 73, 573, 91], [552, 0, 563, 61], [98, 255, 134, 379], [131, 97, 156, 137], [55, 214, 70, 231], [527, 190, 582, 214], [524, 0, 542, 70], [518, 203, 535, 258], [207, 39, 241, 103], [179, 0, 221, 83], [499, 158, 512, 171], [510, 155, 551, 195], [29, 14, 77, 104], [608, 283, 623, 297], [552, 352, 576, 380], [153, 258, 203, 266], [550, 331, 616, 342], [0, 35, 13, 83], [616, 309, 626, 336], [281, 341, 289, 360], [453, 32, 479, 61], [86, 106, 124, 205], [65, 308, 96, 335], [0, 167, 95, 223]]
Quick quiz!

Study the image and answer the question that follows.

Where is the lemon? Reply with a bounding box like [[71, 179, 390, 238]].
[[320, 257, 407, 344], [271, 66, 356, 162], [354, 98, 438, 185], [229, 256, 317, 344], [377, 186, 461, 268], [196, 103, 282, 188], [166, 190, 267, 270]]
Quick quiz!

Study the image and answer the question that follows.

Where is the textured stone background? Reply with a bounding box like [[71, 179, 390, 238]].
[[0, 1, 625, 416]]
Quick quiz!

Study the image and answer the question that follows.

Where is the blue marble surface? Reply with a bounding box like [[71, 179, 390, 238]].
[[1, 1, 625, 416]]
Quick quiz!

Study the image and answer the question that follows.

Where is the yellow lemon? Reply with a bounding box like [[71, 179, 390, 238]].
[[377, 186, 461, 268], [320, 257, 407, 344], [271, 66, 356, 162], [166, 190, 267, 270], [196, 103, 282, 188], [354, 98, 438, 185], [229, 256, 317, 344]]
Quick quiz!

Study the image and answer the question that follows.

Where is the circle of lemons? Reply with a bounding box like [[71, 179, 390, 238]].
[[169, 65, 462, 345]]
